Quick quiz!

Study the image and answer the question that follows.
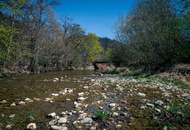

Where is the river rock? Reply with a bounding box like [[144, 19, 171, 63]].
[[26, 123, 37, 130], [25, 98, 33, 102], [80, 117, 93, 124], [58, 117, 67, 124], [155, 100, 164, 106], [138, 92, 146, 97], [49, 119, 57, 126], [9, 114, 15, 118], [78, 97, 87, 101], [84, 86, 89, 89], [109, 103, 117, 108], [146, 103, 155, 108], [74, 101, 82, 108], [45, 98, 53, 102], [51, 125, 68, 130], [33, 97, 41, 101], [10, 103, 16, 107], [52, 93, 59, 97], [78, 92, 85, 96], [18, 101, 26, 105], [0, 100, 7, 104], [5, 124, 12, 130], [48, 112, 56, 118], [53, 78, 59, 82], [64, 88, 73, 93], [112, 112, 119, 117], [155, 108, 161, 113]]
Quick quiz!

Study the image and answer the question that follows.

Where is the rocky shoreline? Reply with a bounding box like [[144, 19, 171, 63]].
[[0, 73, 190, 130]]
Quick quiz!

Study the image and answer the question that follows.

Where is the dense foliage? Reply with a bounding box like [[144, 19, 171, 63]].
[[0, 0, 104, 73], [114, 0, 190, 71]]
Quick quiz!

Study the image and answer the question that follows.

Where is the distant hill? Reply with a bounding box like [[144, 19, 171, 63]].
[[99, 37, 121, 50]]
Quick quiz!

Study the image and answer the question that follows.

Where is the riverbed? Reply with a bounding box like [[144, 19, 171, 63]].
[[0, 71, 190, 130]]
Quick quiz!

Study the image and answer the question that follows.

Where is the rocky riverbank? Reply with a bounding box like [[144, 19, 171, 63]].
[[0, 72, 190, 130]]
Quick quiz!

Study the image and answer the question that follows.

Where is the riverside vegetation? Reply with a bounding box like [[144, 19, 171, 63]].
[[0, 0, 190, 130]]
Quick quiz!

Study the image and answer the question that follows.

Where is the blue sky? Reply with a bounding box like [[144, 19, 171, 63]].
[[54, 0, 137, 39]]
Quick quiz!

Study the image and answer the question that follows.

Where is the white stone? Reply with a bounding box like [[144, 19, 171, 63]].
[[116, 124, 122, 128], [78, 92, 85, 96], [84, 86, 89, 89], [26, 123, 37, 130], [45, 98, 53, 102], [146, 103, 155, 108], [109, 103, 116, 108], [9, 114, 15, 118], [18, 101, 26, 105], [0, 100, 7, 104], [140, 105, 146, 109], [112, 112, 119, 117], [58, 117, 67, 124], [10, 102, 16, 107], [138, 92, 146, 97], [48, 112, 56, 118], [52, 93, 59, 97], [81, 117, 93, 124], [53, 78, 59, 82], [25, 98, 33, 102], [90, 126, 96, 130], [33, 97, 41, 101], [5, 124, 12, 130], [49, 119, 57, 126], [66, 98, 71, 101], [155, 108, 161, 113], [155, 100, 164, 106], [78, 97, 87, 101], [51, 125, 67, 130]]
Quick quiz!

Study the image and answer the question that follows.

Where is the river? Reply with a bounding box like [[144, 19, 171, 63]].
[[0, 71, 190, 130]]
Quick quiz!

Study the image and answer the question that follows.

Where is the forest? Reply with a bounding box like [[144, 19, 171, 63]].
[[0, 0, 190, 74]]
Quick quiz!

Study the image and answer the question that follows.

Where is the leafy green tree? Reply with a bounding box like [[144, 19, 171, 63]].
[[83, 33, 103, 63], [0, 24, 15, 62], [0, 0, 25, 66]]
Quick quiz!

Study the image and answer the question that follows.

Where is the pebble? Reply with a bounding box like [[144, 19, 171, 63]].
[[58, 117, 67, 124], [81, 117, 93, 124], [155, 100, 164, 106], [51, 125, 68, 130], [33, 97, 41, 101], [10, 102, 16, 107], [109, 103, 117, 108], [146, 103, 155, 108], [116, 124, 122, 128], [78, 92, 85, 96], [0, 100, 7, 104], [9, 114, 15, 118], [78, 97, 87, 101], [112, 112, 119, 117], [138, 92, 146, 97], [48, 112, 56, 118], [90, 126, 97, 130], [84, 86, 89, 89], [25, 98, 33, 102], [155, 108, 161, 113], [5, 124, 12, 130], [52, 93, 59, 97], [26, 123, 37, 130], [53, 78, 59, 82], [49, 119, 57, 126], [18, 101, 26, 105], [45, 98, 53, 102]]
